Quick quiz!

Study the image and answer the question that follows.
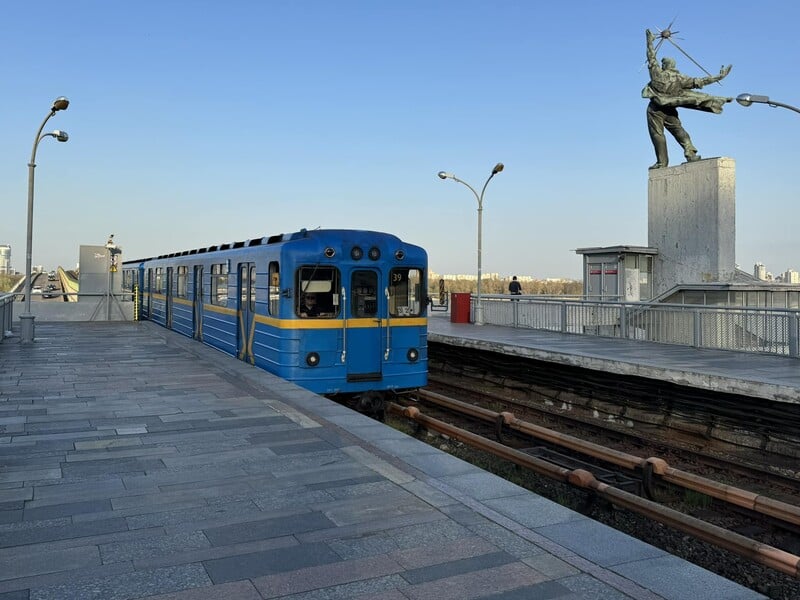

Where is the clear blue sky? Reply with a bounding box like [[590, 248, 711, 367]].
[[2, 1, 798, 280]]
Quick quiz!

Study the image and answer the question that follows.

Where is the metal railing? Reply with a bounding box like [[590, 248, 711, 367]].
[[0, 293, 13, 342], [4, 291, 134, 327], [474, 294, 800, 357]]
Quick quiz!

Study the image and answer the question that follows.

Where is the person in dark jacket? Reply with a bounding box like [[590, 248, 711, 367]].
[[299, 293, 320, 317], [509, 276, 522, 296]]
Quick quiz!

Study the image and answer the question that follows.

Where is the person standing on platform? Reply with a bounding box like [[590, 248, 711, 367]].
[[509, 276, 522, 297]]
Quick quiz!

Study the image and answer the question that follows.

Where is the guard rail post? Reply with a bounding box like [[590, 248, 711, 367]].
[[619, 303, 628, 338], [512, 297, 519, 328], [789, 311, 799, 357], [693, 309, 702, 348], [560, 301, 567, 333]]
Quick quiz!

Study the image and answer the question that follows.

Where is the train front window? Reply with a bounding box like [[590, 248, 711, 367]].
[[388, 268, 423, 317], [351, 270, 378, 317], [296, 266, 339, 318]]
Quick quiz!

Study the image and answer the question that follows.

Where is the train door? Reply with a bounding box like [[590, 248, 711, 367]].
[[237, 262, 256, 363], [348, 269, 382, 381], [193, 265, 203, 341], [144, 268, 152, 319], [165, 267, 174, 328]]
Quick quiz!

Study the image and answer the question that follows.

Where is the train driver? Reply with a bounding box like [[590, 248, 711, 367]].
[[299, 293, 320, 318]]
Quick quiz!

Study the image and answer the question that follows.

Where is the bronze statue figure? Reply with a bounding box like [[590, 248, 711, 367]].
[[642, 28, 733, 169]]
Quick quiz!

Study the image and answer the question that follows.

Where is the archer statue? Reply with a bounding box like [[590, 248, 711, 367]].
[[642, 28, 733, 169]]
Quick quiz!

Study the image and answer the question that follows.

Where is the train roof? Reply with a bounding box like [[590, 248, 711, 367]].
[[122, 228, 421, 265]]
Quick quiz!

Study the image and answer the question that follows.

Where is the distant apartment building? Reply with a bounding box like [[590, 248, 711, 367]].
[[785, 269, 800, 284], [0, 244, 10, 274], [754, 262, 767, 280]]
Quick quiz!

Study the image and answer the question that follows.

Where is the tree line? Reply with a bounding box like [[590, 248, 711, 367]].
[[0, 274, 22, 293], [430, 276, 582, 296]]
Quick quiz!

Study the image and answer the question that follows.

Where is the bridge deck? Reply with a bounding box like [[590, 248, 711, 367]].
[[0, 321, 763, 599], [428, 312, 800, 404]]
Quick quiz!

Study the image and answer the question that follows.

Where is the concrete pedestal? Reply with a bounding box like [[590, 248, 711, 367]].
[[648, 157, 735, 297], [19, 313, 35, 343]]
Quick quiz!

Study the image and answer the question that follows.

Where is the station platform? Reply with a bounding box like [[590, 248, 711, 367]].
[[428, 312, 800, 405], [0, 321, 763, 599]]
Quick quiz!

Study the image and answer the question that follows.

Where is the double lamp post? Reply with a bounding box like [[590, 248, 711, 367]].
[[19, 96, 70, 343], [437, 162, 504, 326]]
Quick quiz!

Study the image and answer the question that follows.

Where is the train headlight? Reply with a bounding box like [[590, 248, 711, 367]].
[[324, 247, 336, 258], [351, 246, 364, 260], [406, 348, 419, 362], [368, 246, 381, 260], [306, 352, 320, 367]]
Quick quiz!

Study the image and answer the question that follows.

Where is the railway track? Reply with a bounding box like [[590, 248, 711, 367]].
[[385, 384, 800, 598], [429, 342, 800, 464], [428, 374, 800, 502]]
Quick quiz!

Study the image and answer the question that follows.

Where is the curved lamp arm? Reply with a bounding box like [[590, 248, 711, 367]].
[[737, 93, 800, 115]]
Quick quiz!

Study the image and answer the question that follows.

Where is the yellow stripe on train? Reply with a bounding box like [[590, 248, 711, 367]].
[[149, 295, 426, 330]]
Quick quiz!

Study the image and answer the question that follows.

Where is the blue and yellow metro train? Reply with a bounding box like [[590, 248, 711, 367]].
[[122, 228, 428, 416]]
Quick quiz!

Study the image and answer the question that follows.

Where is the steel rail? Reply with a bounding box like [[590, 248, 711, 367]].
[[388, 402, 800, 578], [414, 389, 800, 529]]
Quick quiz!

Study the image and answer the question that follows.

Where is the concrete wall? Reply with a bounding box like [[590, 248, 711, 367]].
[[79, 245, 123, 300], [648, 157, 735, 297]]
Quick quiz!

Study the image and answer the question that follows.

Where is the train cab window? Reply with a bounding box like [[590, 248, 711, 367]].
[[210, 263, 229, 305], [176, 266, 188, 298], [296, 266, 339, 318], [388, 268, 424, 317], [268, 262, 280, 316]]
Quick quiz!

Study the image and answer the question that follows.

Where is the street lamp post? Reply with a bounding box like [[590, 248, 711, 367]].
[[437, 162, 504, 326], [20, 97, 70, 343], [736, 93, 800, 115]]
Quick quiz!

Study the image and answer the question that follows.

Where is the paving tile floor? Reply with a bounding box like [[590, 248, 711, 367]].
[[0, 321, 764, 599]]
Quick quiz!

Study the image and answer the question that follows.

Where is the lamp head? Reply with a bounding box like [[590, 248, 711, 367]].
[[437, 171, 450, 180], [736, 93, 770, 107], [51, 97, 70, 112], [52, 130, 69, 142], [491, 162, 504, 175]]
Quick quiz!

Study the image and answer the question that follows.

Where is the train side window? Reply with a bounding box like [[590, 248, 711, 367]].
[[248, 265, 256, 312], [296, 266, 339, 318], [155, 268, 163, 293], [176, 266, 188, 298], [210, 263, 229, 305], [122, 270, 133, 294], [268, 262, 280, 316], [388, 268, 423, 317]]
